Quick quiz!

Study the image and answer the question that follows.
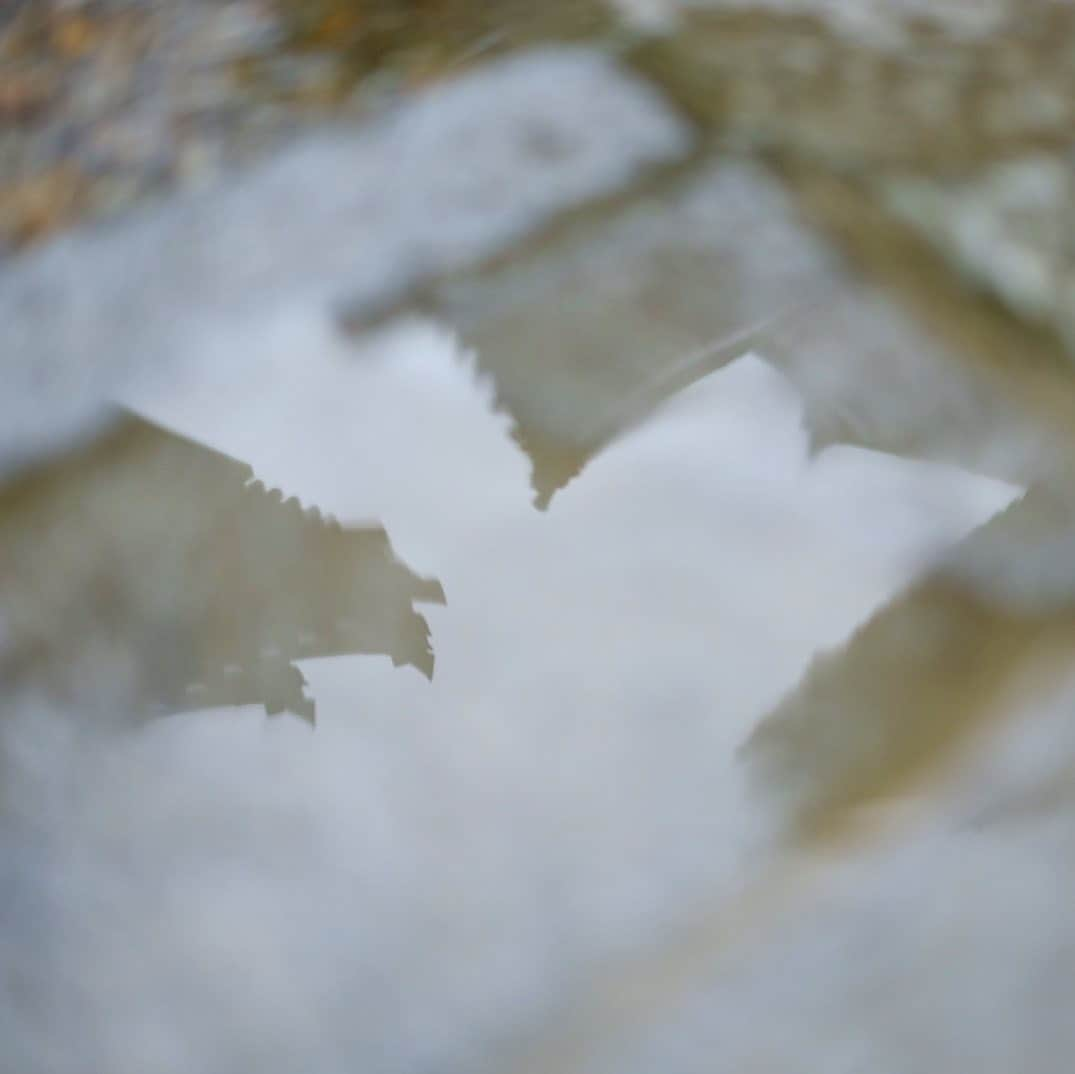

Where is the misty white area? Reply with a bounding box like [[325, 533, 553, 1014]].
[[0, 316, 1021, 1072]]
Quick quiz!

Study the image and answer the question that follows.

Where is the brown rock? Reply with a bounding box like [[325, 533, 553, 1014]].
[[0, 69, 56, 124], [0, 166, 85, 248]]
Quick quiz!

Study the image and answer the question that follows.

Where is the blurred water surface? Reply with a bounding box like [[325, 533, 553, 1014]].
[[6, 4, 1075, 1072], [4, 303, 1064, 1072]]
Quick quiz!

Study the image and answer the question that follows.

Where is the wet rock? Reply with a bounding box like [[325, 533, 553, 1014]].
[[561, 663, 1075, 1074], [883, 154, 1075, 350], [0, 68, 57, 124], [0, 321, 1019, 1073], [580, 793, 1075, 1074], [0, 164, 87, 248], [0, 415, 444, 729], [612, 0, 1034, 42], [625, 3, 1075, 172], [272, 0, 613, 94], [2, 0, 618, 253], [0, 0, 287, 251], [743, 486, 1072, 842], [428, 158, 1074, 505], [0, 47, 689, 481], [6, 5, 1075, 1070]]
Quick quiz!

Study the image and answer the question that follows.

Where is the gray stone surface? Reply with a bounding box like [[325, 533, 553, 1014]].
[[626, 2, 1075, 171], [611, 0, 1055, 40], [432, 158, 1073, 504], [0, 45, 689, 480], [884, 155, 1075, 350], [8, 15, 1075, 1074]]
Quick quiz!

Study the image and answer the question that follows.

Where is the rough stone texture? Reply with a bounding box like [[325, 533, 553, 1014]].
[[884, 155, 1075, 349], [745, 483, 1075, 840], [612, 0, 1071, 40], [611, 1, 1075, 383], [434, 159, 833, 502], [627, 3, 1075, 172], [1, 0, 287, 251], [430, 159, 1075, 505], [1, 0, 620, 254], [0, 46, 689, 480], [0, 414, 445, 730], [570, 675, 1075, 1074]]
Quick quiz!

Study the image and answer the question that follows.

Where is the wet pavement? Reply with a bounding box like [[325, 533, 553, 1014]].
[[6, 6, 1075, 1073]]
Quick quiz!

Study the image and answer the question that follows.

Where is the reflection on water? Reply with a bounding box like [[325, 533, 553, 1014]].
[[7, 2, 1075, 1067], [495, 306, 807, 509], [747, 480, 1075, 843], [0, 413, 443, 728], [0, 305, 1032, 1072]]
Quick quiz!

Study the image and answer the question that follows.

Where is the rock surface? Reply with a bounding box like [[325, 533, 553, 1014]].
[[6, 7, 1075, 1074], [0, 46, 689, 480], [884, 155, 1075, 347]]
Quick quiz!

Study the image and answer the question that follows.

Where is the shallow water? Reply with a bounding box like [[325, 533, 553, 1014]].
[[5, 296, 1064, 1071], [6, 12, 1075, 1067]]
